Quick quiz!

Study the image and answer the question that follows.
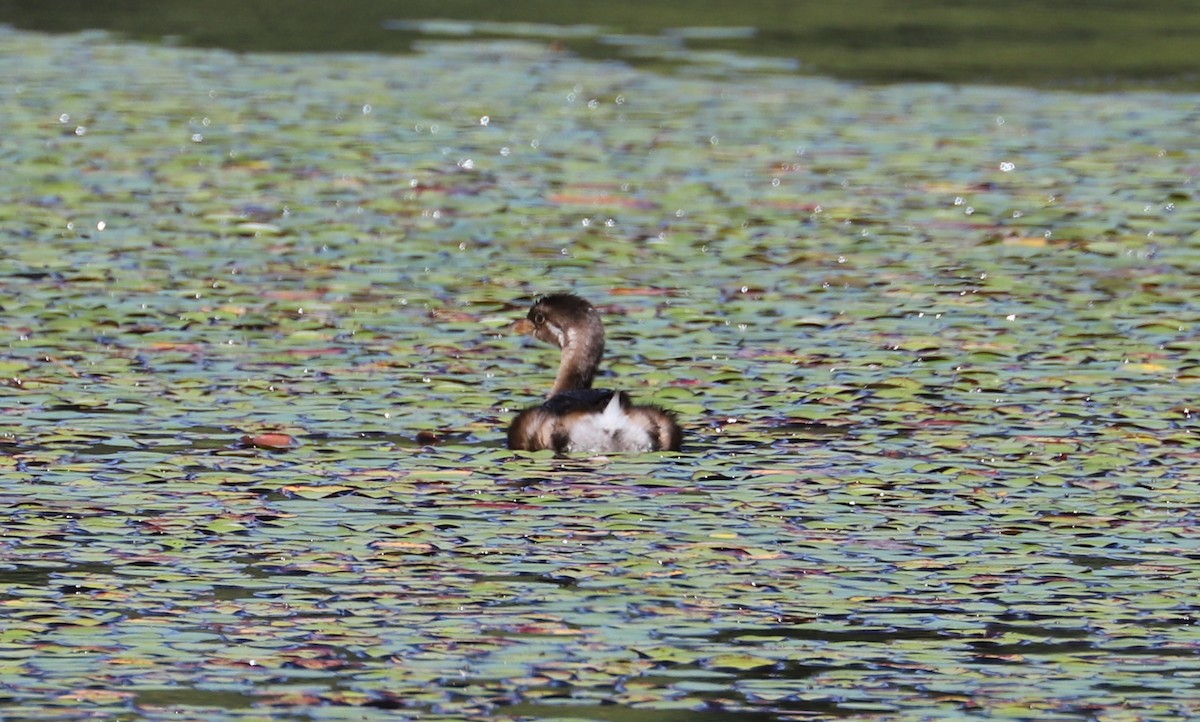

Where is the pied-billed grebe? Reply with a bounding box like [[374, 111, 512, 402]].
[[507, 293, 682, 454]]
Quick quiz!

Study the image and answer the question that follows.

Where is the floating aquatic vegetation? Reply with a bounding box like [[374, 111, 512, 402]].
[[0, 25, 1198, 721]]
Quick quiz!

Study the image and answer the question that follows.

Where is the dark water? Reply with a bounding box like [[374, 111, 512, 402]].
[[1, 0, 1198, 89]]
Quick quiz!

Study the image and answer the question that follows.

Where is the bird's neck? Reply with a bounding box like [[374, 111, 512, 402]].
[[550, 325, 604, 396]]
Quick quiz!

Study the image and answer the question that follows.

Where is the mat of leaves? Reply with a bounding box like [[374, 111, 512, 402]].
[[0, 26, 1197, 721]]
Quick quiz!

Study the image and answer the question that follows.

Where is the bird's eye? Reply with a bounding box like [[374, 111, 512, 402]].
[[532, 312, 546, 325]]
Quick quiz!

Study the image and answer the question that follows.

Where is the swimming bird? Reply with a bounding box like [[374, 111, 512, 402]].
[[506, 293, 682, 454]]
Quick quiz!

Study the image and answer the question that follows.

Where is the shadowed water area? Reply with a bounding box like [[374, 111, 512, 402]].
[[2, 0, 1200, 89], [1, 22, 1199, 721]]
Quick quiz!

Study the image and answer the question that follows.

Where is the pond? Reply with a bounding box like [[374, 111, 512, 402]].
[[1, 24, 1199, 721]]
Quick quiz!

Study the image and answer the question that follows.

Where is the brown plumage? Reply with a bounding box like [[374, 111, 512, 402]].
[[506, 293, 682, 454]]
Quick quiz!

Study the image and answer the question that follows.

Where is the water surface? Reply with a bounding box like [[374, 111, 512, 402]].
[[1, 25, 1198, 721]]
